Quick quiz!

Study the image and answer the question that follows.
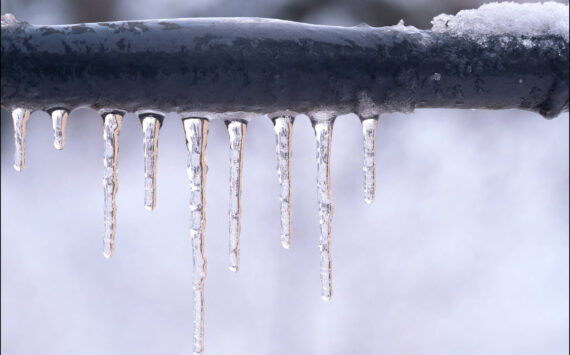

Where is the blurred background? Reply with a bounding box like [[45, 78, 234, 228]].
[[1, 0, 569, 354]]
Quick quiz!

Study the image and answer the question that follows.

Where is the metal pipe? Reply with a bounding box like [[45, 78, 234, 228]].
[[1, 14, 568, 118]]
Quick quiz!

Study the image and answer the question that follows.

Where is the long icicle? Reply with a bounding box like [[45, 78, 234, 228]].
[[272, 115, 294, 249], [102, 111, 123, 259], [50, 109, 69, 150], [183, 118, 209, 355], [12, 108, 30, 171], [226, 120, 247, 272], [310, 112, 335, 301], [361, 117, 378, 204], [140, 114, 162, 211]]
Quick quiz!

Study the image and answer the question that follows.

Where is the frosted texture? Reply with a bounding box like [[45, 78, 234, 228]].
[[432, 2, 569, 41]]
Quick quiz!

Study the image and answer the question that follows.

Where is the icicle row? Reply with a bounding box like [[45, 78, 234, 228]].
[[12, 108, 30, 171], [140, 115, 162, 211], [311, 113, 335, 301], [102, 112, 123, 259], [183, 118, 209, 355], [50, 109, 69, 150], [273, 115, 293, 249], [361, 118, 378, 204], [226, 120, 247, 272]]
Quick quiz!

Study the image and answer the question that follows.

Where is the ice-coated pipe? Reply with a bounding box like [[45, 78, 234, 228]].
[[1, 14, 568, 118]]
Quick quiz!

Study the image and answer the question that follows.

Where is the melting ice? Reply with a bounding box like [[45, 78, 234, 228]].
[[310, 111, 335, 301], [361, 118, 378, 204], [183, 118, 209, 355], [11, 108, 30, 171], [226, 120, 247, 272], [102, 111, 123, 259], [273, 115, 294, 249], [140, 114, 162, 211], [50, 109, 69, 150]]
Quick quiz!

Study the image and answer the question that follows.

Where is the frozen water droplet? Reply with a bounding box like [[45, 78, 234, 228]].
[[101, 111, 123, 259], [183, 118, 209, 355], [11, 108, 30, 172], [272, 115, 294, 249], [139, 114, 162, 211], [226, 120, 247, 272], [361, 118, 378, 204], [431, 73, 442, 81], [50, 109, 69, 150], [310, 112, 335, 301]]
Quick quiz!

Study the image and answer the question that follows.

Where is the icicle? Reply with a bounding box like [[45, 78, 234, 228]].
[[11, 108, 30, 171], [140, 114, 162, 211], [361, 118, 378, 204], [226, 120, 247, 272], [50, 109, 69, 150], [310, 112, 335, 301], [101, 111, 123, 259], [183, 118, 209, 355], [272, 115, 294, 249]]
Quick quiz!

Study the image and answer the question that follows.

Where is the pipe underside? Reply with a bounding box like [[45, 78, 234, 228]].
[[1, 16, 568, 118]]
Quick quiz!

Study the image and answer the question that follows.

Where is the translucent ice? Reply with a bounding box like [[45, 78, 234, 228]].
[[273, 115, 294, 249], [140, 115, 162, 211], [50, 109, 69, 150], [102, 112, 123, 259], [226, 120, 247, 272], [361, 118, 378, 204], [183, 118, 209, 355], [11, 108, 30, 171], [310, 111, 335, 301]]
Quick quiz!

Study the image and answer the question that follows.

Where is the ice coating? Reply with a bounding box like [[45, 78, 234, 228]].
[[273, 115, 294, 249], [361, 118, 378, 204], [141, 115, 161, 211], [183, 118, 209, 355], [11, 108, 30, 171], [50, 109, 69, 150], [102, 112, 123, 259], [311, 114, 334, 301], [226, 120, 247, 272], [432, 2, 570, 41]]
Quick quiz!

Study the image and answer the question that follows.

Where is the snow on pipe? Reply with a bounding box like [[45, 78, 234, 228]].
[[1, 3, 569, 353], [1, 12, 568, 117]]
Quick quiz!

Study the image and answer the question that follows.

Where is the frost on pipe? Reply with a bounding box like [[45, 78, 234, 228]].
[[1, 9, 568, 118], [1, 3, 569, 354]]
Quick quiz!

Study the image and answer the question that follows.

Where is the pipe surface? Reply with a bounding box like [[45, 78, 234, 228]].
[[1, 14, 568, 118]]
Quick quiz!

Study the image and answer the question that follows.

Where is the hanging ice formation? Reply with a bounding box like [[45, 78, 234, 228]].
[[49, 109, 69, 150], [8, 107, 382, 353], [183, 117, 209, 355], [101, 110, 124, 259], [272, 113, 294, 249], [11, 108, 30, 171], [139, 113, 163, 211], [309, 111, 335, 301], [226, 119, 247, 272]]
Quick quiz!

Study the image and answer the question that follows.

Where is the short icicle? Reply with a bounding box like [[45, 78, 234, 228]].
[[361, 117, 378, 204], [272, 115, 294, 249], [101, 111, 124, 259], [12, 108, 30, 171], [310, 111, 335, 301], [139, 114, 162, 211], [226, 120, 247, 272], [183, 118, 209, 355], [50, 109, 69, 150]]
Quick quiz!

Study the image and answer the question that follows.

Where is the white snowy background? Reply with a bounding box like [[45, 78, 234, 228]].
[[1, 0, 569, 354]]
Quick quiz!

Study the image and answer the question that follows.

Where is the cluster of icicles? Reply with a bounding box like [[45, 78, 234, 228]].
[[10, 107, 379, 354]]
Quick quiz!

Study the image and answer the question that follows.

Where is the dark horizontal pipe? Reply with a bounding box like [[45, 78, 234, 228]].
[[1, 15, 568, 118]]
